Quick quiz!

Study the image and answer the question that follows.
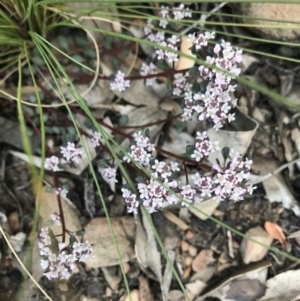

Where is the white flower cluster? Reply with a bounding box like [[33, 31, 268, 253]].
[[45, 142, 83, 172], [192, 150, 255, 202], [39, 227, 93, 280], [60, 142, 83, 163], [121, 132, 203, 213], [110, 70, 130, 92], [191, 131, 220, 161], [102, 166, 118, 183], [55, 187, 68, 198], [182, 32, 243, 130], [172, 73, 192, 96], [144, 4, 192, 64], [91, 131, 102, 147], [122, 160, 190, 214], [123, 131, 155, 166], [50, 213, 61, 226], [45, 131, 105, 173], [140, 62, 157, 86], [122, 132, 255, 213]]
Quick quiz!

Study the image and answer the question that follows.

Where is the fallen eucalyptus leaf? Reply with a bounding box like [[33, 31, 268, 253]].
[[84, 217, 135, 268], [251, 157, 300, 216], [39, 186, 81, 242], [258, 270, 300, 301], [208, 109, 258, 164], [196, 260, 270, 301]]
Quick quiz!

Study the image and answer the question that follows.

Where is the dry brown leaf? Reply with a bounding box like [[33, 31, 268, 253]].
[[264, 221, 286, 246]]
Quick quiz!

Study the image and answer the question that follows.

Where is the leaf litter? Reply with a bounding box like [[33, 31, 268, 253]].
[[2, 3, 300, 301]]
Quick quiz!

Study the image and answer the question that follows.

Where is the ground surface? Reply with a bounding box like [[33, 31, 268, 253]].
[[1, 2, 300, 301]]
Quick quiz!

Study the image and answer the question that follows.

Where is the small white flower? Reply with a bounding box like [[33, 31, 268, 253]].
[[110, 71, 130, 92], [228, 113, 235, 123], [50, 213, 62, 226], [45, 156, 60, 172]]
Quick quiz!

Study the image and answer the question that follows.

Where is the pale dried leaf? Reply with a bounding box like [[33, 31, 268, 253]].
[[226, 279, 266, 301], [60, 135, 96, 176], [129, 25, 155, 57], [163, 210, 189, 230], [189, 197, 220, 221], [84, 217, 135, 268], [0, 118, 40, 150], [258, 270, 300, 301], [88, 103, 135, 115], [9, 150, 57, 171], [186, 279, 207, 300], [208, 110, 258, 164], [114, 80, 162, 108], [24, 240, 44, 301], [287, 230, 300, 239], [161, 250, 175, 300], [196, 261, 270, 301], [251, 157, 300, 216], [159, 99, 183, 115], [168, 290, 184, 301], [151, 81, 169, 97], [125, 107, 168, 139], [240, 54, 260, 73], [0, 85, 38, 101], [102, 267, 121, 290], [70, 3, 121, 43], [240, 226, 273, 264], [62, 80, 114, 107], [39, 186, 81, 242], [162, 127, 194, 155], [135, 210, 162, 282], [8, 232, 26, 252]]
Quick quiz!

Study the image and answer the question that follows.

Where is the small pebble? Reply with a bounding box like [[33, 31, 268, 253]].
[[192, 249, 214, 273], [185, 256, 192, 266], [183, 266, 192, 279], [124, 290, 139, 301], [188, 245, 197, 257], [181, 241, 189, 252], [59, 282, 68, 292], [124, 263, 130, 274], [106, 287, 112, 297], [186, 230, 194, 239]]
